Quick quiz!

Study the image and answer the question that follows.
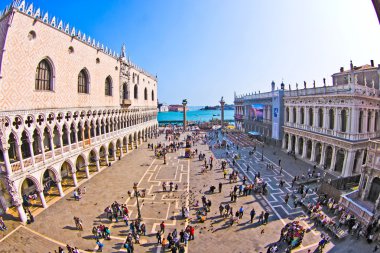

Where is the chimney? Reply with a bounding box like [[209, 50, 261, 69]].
[[371, 60, 374, 67], [340, 67, 344, 73]]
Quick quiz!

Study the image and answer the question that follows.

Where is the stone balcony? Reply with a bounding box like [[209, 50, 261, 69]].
[[285, 122, 380, 141], [0, 120, 157, 178]]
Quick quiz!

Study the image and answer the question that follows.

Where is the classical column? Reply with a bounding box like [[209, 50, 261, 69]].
[[342, 150, 355, 177], [95, 159, 100, 172], [287, 135, 292, 152], [28, 138, 35, 166], [85, 164, 90, 178], [362, 175, 373, 199], [330, 146, 337, 171], [220, 97, 225, 129], [305, 107, 309, 126], [16, 144, 24, 170], [119, 146, 123, 157], [58, 131, 64, 154], [358, 174, 367, 196], [113, 147, 117, 161], [336, 109, 342, 132], [351, 108, 359, 134], [323, 108, 329, 129], [56, 179, 65, 197], [49, 136, 55, 159], [310, 141, 317, 162], [105, 153, 109, 166], [363, 110, 368, 133], [282, 136, 287, 149], [2, 146, 12, 175], [295, 137, 299, 154], [72, 172, 78, 187], [182, 99, 188, 131], [313, 108, 318, 128], [319, 144, 326, 166], [126, 140, 129, 153], [356, 150, 365, 172], [67, 130, 72, 151], [334, 108, 339, 131], [370, 110, 376, 133], [302, 139, 307, 159], [38, 190, 47, 208], [17, 204, 28, 223]]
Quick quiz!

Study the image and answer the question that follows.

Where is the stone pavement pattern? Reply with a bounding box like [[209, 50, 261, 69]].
[[0, 131, 376, 253]]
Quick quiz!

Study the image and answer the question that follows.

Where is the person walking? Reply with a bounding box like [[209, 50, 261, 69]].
[[250, 208, 256, 223], [284, 193, 289, 205], [258, 211, 264, 224], [239, 206, 244, 219], [156, 231, 162, 244], [160, 221, 165, 234], [264, 211, 269, 224], [96, 239, 104, 252]]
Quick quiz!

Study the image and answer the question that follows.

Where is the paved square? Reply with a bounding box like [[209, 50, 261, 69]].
[[0, 132, 375, 253]]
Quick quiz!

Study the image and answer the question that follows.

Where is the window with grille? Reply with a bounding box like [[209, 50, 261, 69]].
[[78, 69, 89, 93], [105, 76, 112, 96], [35, 59, 52, 91]]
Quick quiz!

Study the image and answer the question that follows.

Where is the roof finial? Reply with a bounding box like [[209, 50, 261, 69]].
[[121, 43, 126, 59]]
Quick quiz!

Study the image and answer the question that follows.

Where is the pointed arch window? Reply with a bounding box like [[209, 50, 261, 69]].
[[105, 76, 113, 96], [134, 85, 138, 99], [151, 90, 155, 101], [35, 59, 53, 91], [78, 69, 89, 94], [144, 88, 148, 100], [122, 83, 128, 99]]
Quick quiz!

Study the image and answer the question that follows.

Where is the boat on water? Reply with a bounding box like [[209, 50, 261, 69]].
[[213, 114, 220, 116]]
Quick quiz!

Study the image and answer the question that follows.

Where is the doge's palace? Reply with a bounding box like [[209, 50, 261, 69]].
[[0, 1, 158, 222]]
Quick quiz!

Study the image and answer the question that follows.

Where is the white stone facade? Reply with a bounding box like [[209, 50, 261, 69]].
[[283, 62, 380, 178], [0, 1, 158, 222]]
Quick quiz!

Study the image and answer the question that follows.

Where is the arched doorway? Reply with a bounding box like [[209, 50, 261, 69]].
[[129, 135, 133, 150], [315, 143, 322, 164], [284, 134, 289, 150], [298, 138, 303, 156], [116, 139, 122, 158], [368, 178, 380, 202], [8, 132, 20, 167], [329, 109, 334, 130], [20, 131, 31, 160], [60, 161, 75, 189], [88, 150, 98, 173], [75, 155, 88, 181], [42, 169, 60, 202], [21, 177, 43, 211], [325, 146, 333, 169], [99, 146, 107, 167], [133, 132, 138, 149], [291, 135, 296, 152], [123, 136, 128, 154], [306, 140, 312, 159], [108, 142, 115, 162], [335, 149, 345, 173]]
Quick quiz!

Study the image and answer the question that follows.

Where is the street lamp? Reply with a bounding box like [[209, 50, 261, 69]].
[[133, 182, 142, 220]]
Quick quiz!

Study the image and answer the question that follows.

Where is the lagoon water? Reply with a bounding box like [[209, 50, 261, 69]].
[[158, 107, 234, 123]]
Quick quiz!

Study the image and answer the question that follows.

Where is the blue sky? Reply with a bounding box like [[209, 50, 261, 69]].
[[2, 0, 380, 105]]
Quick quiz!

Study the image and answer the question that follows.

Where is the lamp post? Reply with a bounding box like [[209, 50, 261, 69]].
[[261, 144, 264, 161], [133, 182, 142, 220]]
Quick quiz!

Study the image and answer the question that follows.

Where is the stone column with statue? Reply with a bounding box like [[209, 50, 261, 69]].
[[220, 97, 225, 129], [182, 99, 187, 131]]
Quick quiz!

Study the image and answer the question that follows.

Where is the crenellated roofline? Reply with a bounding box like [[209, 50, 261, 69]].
[[0, 0, 157, 81]]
